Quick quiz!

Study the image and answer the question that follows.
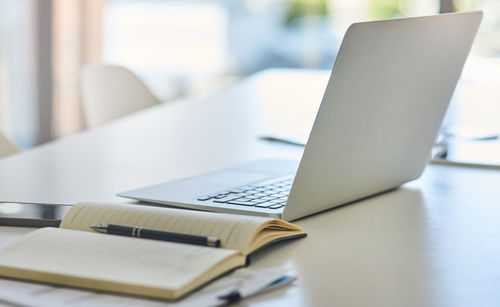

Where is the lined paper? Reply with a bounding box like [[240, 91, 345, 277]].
[[61, 202, 274, 252], [0, 228, 240, 294]]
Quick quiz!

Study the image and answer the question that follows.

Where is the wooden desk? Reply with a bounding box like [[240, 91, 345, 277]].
[[0, 69, 499, 306]]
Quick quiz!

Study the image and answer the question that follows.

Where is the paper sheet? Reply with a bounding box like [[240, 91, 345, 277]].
[[0, 266, 295, 307]]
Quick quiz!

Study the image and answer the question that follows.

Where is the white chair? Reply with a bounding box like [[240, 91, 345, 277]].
[[81, 64, 161, 128], [0, 130, 19, 159]]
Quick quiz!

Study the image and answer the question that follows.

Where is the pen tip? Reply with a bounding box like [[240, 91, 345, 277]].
[[91, 224, 107, 232]]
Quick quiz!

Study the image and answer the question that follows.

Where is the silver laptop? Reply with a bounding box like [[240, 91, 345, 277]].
[[119, 12, 482, 221]]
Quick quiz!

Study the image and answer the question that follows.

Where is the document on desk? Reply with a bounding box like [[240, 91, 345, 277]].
[[0, 202, 305, 300], [0, 266, 296, 307]]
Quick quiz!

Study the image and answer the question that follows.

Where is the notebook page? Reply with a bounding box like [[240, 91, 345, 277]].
[[60, 202, 274, 252], [0, 228, 241, 298]]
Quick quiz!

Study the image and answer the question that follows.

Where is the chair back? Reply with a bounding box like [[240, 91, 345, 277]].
[[81, 64, 161, 128], [0, 131, 19, 159]]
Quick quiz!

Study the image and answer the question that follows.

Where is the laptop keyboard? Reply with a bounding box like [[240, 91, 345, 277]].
[[197, 176, 293, 210]]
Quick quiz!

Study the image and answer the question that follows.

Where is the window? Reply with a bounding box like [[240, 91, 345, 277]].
[[0, 0, 498, 155]]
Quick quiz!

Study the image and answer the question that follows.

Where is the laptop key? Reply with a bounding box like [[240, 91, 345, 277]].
[[197, 194, 219, 201], [269, 203, 285, 209], [228, 188, 247, 193], [260, 196, 277, 201], [250, 199, 268, 205], [227, 200, 255, 206], [213, 195, 240, 203], [253, 193, 268, 198], [197, 196, 213, 201], [234, 197, 253, 201], [267, 199, 283, 204], [254, 203, 272, 208], [233, 192, 252, 198]]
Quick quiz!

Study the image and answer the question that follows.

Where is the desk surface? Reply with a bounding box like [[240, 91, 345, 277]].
[[0, 69, 326, 205], [1, 69, 500, 306]]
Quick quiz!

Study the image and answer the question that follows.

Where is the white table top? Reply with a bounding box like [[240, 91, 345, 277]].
[[1, 69, 499, 306], [0, 69, 326, 205]]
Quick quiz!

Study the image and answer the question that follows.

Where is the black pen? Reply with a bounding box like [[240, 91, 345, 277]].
[[91, 224, 221, 247]]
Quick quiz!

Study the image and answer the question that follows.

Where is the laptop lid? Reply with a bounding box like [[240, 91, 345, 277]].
[[283, 12, 482, 220]]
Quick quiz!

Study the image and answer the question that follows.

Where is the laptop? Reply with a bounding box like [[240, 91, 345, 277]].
[[119, 12, 482, 221]]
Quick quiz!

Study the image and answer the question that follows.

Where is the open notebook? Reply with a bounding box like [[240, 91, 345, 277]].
[[0, 202, 306, 300]]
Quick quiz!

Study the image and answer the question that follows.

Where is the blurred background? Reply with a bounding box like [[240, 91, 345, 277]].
[[0, 0, 499, 149]]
